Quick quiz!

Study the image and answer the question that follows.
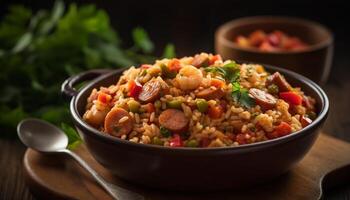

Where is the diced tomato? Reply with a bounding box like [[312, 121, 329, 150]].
[[210, 79, 225, 88], [300, 115, 312, 127], [128, 80, 143, 99], [236, 133, 246, 145], [141, 64, 152, 69], [169, 134, 183, 147], [249, 30, 266, 47], [208, 105, 223, 119], [168, 59, 182, 72], [209, 54, 222, 65], [267, 33, 281, 47], [274, 122, 292, 137], [98, 92, 112, 104], [144, 103, 155, 113], [259, 41, 277, 52], [279, 92, 302, 105]]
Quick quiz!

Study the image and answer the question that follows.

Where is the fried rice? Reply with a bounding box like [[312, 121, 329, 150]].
[[83, 53, 317, 148]]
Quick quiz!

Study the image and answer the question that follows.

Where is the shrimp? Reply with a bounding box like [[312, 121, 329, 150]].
[[83, 102, 111, 127], [175, 65, 203, 90]]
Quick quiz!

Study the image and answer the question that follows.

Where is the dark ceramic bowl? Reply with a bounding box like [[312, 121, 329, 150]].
[[61, 65, 329, 191], [215, 16, 333, 84]]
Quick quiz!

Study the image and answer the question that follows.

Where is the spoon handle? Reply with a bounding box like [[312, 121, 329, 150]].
[[60, 149, 144, 200]]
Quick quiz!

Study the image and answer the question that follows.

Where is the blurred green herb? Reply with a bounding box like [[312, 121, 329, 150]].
[[0, 1, 176, 145]]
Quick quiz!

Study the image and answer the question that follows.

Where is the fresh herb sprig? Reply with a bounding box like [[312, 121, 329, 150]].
[[0, 1, 176, 146], [205, 61, 255, 108]]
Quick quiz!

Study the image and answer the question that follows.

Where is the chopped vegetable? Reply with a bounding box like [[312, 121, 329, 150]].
[[196, 99, 209, 113], [168, 59, 182, 72], [185, 139, 199, 147], [279, 92, 302, 105], [127, 100, 140, 113], [209, 54, 222, 65], [274, 122, 292, 137], [97, 93, 112, 104], [152, 137, 164, 145], [160, 63, 177, 79], [166, 100, 183, 109], [128, 80, 143, 99], [267, 84, 279, 94], [208, 104, 223, 119], [169, 134, 183, 147], [160, 126, 171, 137], [210, 79, 225, 88], [232, 83, 255, 108], [205, 61, 240, 83]]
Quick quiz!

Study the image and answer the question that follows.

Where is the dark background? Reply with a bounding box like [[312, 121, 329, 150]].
[[1, 0, 350, 199]]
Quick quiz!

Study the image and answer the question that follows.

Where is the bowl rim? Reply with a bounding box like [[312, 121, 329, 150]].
[[70, 64, 329, 153], [215, 15, 334, 55]]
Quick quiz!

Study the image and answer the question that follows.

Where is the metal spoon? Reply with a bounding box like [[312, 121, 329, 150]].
[[17, 118, 144, 200]]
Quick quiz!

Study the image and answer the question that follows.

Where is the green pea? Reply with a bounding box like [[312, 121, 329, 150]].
[[185, 139, 199, 147], [166, 100, 182, 109], [160, 126, 171, 137], [127, 100, 140, 113], [268, 84, 279, 94], [196, 99, 208, 113], [152, 137, 164, 146]]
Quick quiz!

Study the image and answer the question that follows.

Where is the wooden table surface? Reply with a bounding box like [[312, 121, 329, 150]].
[[1, 52, 350, 200]]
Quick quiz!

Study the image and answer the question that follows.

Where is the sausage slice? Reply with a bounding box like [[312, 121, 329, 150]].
[[266, 72, 292, 92], [249, 88, 277, 110], [104, 108, 133, 137], [191, 54, 209, 68], [159, 109, 189, 132], [138, 79, 161, 103], [195, 88, 225, 100]]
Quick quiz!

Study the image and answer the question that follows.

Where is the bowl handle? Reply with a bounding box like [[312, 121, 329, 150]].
[[61, 69, 113, 99]]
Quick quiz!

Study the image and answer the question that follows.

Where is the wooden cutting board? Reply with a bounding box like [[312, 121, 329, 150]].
[[23, 133, 350, 200]]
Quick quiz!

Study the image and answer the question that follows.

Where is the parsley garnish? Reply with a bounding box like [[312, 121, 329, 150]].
[[205, 62, 255, 108], [231, 83, 255, 108]]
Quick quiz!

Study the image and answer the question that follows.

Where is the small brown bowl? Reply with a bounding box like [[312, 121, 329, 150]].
[[215, 16, 333, 84]]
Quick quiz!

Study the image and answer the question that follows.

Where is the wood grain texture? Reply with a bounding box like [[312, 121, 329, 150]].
[[0, 140, 35, 200], [22, 133, 350, 200]]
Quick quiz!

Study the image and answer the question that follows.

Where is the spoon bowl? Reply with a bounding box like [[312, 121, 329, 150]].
[[17, 118, 144, 200], [17, 118, 68, 152]]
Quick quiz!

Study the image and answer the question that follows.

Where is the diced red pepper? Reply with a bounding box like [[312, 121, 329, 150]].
[[97, 92, 111, 104], [210, 79, 225, 88], [128, 80, 143, 99], [208, 105, 223, 119], [169, 134, 183, 147], [141, 64, 152, 69], [144, 103, 155, 113], [168, 59, 182, 72], [274, 122, 292, 137], [300, 115, 312, 127], [259, 41, 277, 52], [209, 54, 222, 65], [279, 92, 302, 105]]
